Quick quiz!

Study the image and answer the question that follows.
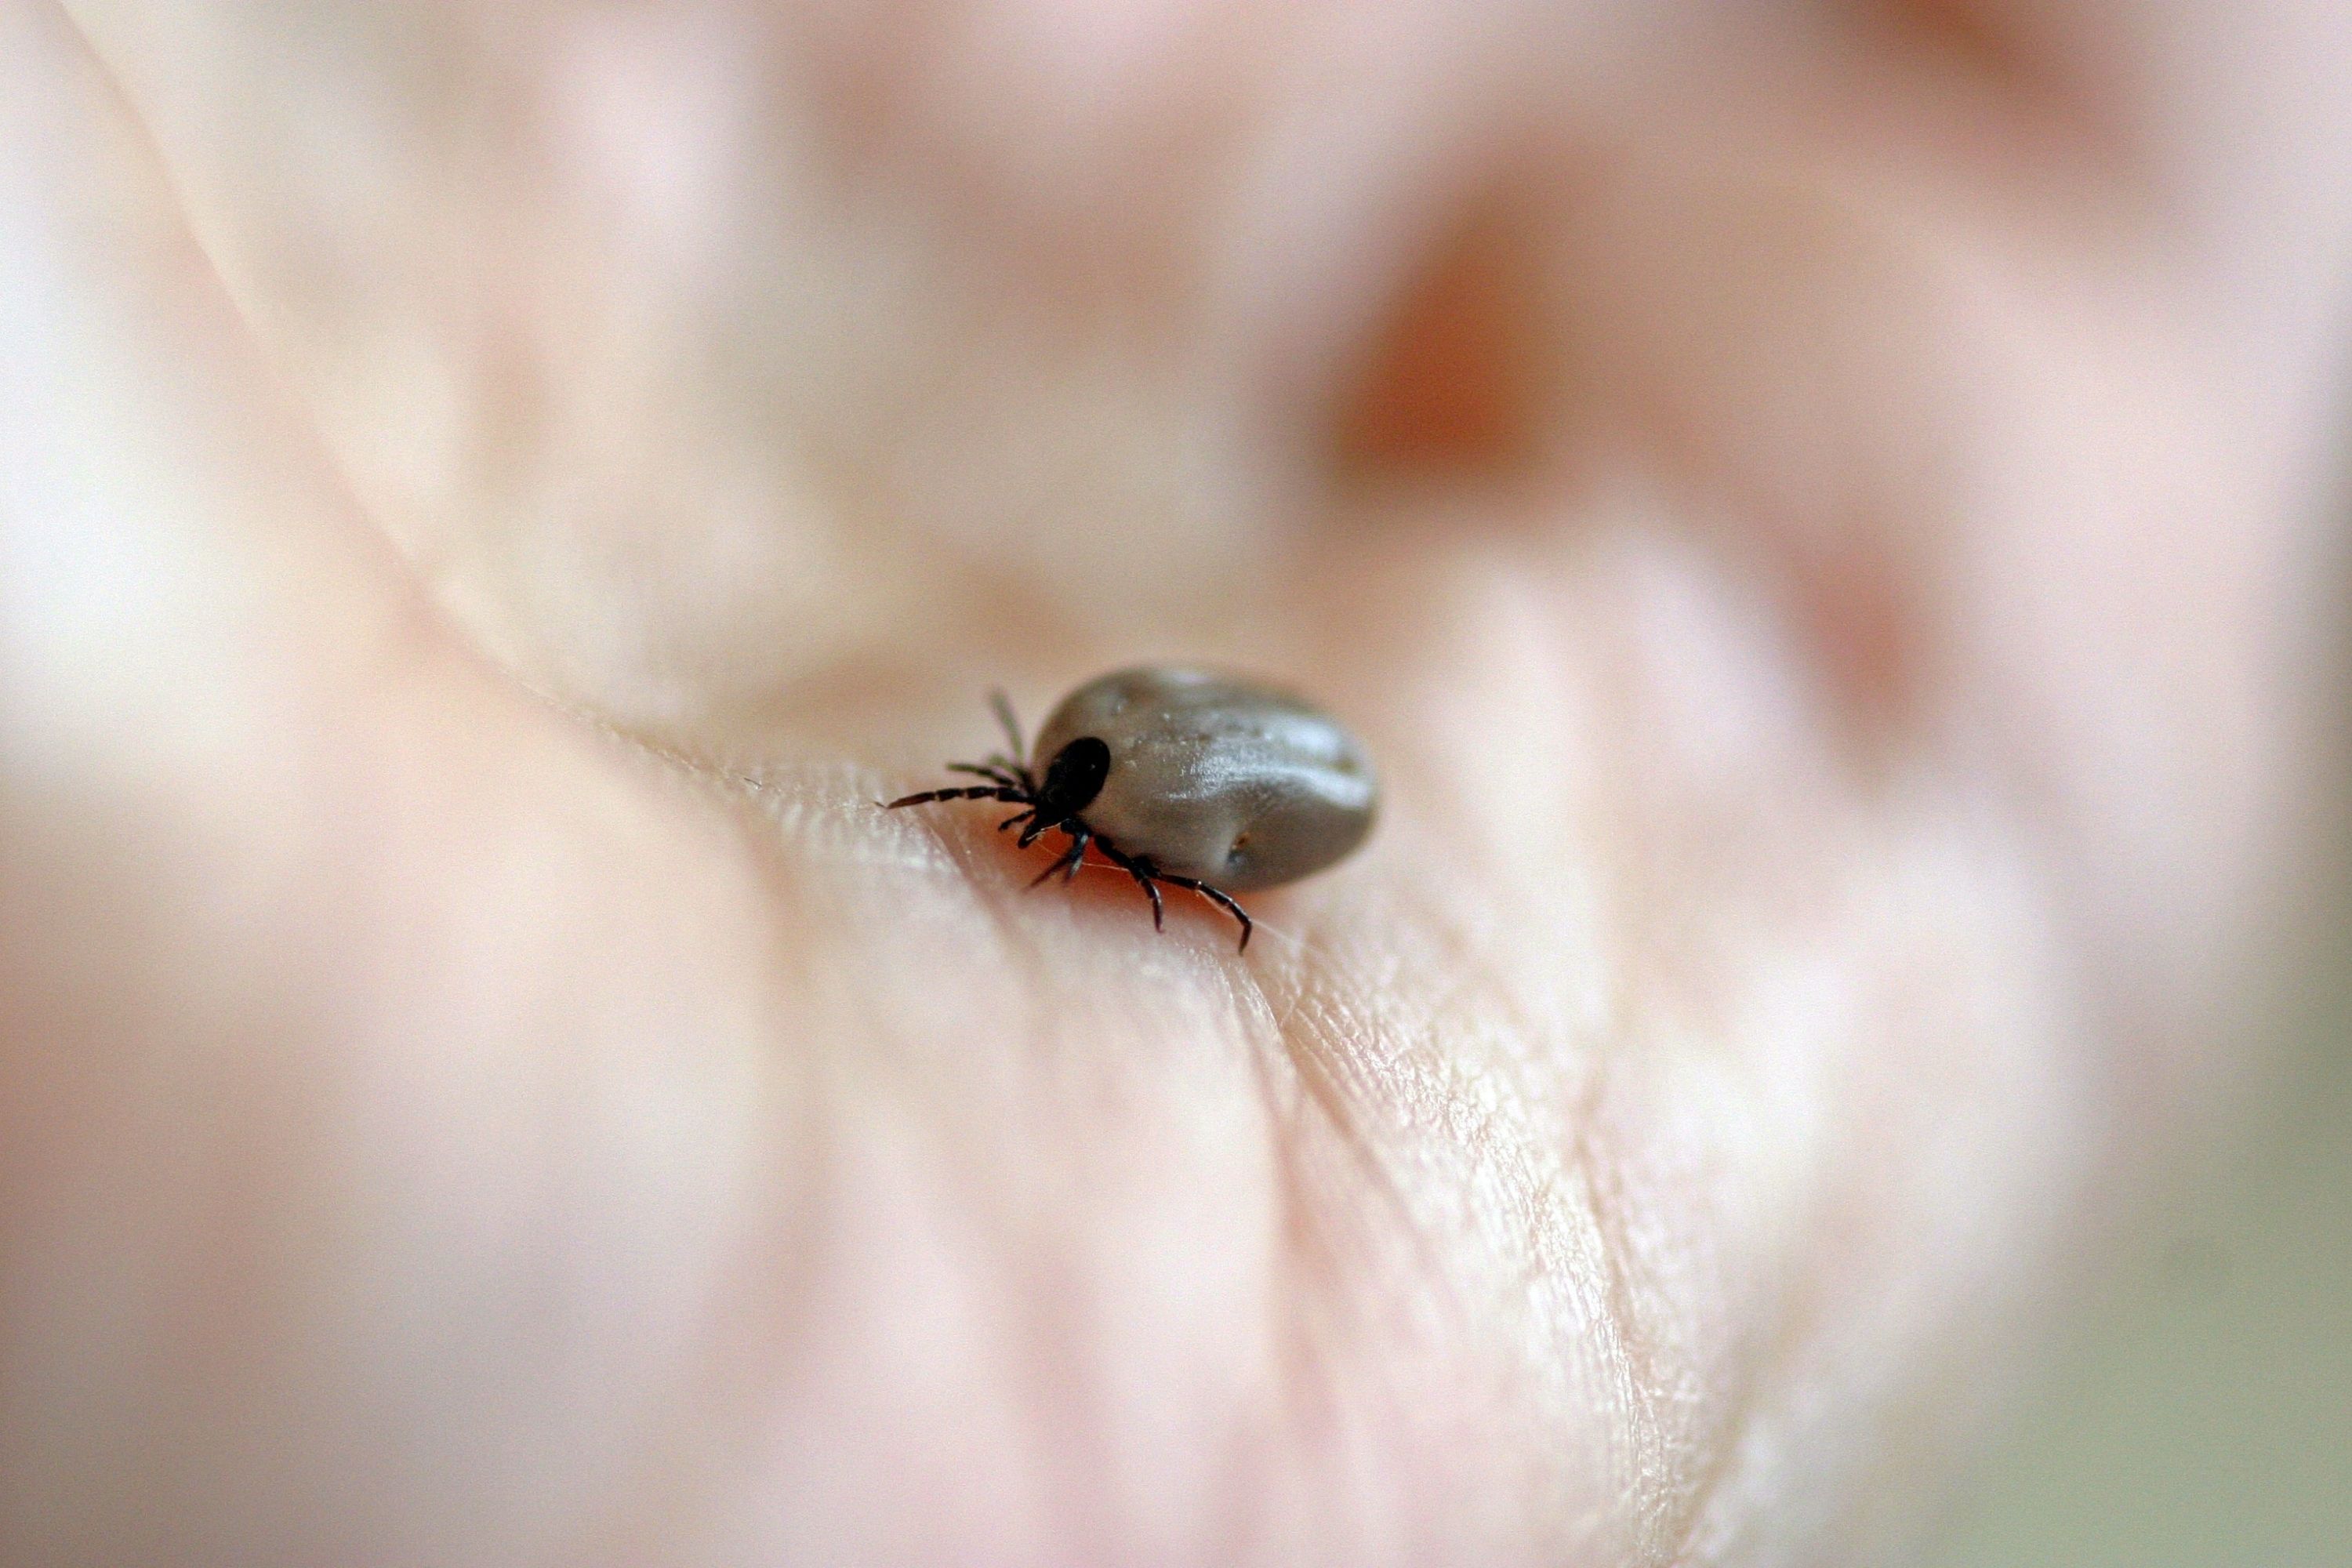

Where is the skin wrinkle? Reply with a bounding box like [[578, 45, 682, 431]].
[[1485, 533, 1903, 1564], [1091, 975, 1283, 1553], [765, 878, 1052, 1556], [1564, 1073, 1675, 1557], [1503, 560, 1704, 1559], [479, 764, 851, 1566], [1661, 1105, 1843, 1568], [1221, 935, 1429, 1543], [1273, 878, 1649, 1557], [1624, 909, 1872, 1566], [974, 1130, 1117, 1555], [1256, 974, 1397, 1238], [1230, 929, 1439, 1560], [1229, 990, 1324, 1561], [1365, 804, 1670, 1557], [0, 34, 779, 1549], [1616, 755, 1833, 1552], [555, 1103, 830, 1567], [1670, 810, 2087, 1566], [1183, 963, 1323, 1560], [765, 786, 1296, 1559]]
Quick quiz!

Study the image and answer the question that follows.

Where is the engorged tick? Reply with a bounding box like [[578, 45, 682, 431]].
[[882, 667, 1378, 951]]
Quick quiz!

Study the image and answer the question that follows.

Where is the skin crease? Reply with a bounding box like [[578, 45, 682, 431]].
[[1, 1, 2350, 1565]]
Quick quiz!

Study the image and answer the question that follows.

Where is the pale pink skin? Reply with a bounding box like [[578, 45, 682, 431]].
[[2, 2, 2349, 1564]]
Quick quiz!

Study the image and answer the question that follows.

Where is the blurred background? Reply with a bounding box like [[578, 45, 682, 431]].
[[1927, 699, 2352, 1565]]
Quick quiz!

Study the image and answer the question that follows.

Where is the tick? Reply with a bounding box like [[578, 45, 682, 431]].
[[884, 667, 1378, 950]]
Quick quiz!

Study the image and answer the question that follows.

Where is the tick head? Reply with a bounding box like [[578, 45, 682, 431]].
[[1034, 736, 1110, 822]]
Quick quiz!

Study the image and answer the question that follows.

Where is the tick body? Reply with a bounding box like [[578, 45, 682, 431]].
[[884, 667, 1377, 950]]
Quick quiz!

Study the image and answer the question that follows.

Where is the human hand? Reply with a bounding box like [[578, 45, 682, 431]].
[[5, 1, 2348, 1562]]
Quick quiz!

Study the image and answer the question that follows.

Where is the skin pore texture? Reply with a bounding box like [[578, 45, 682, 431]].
[[2, 2, 2350, 1564]]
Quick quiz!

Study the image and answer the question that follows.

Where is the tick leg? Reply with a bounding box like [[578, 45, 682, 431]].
[[989, 690, 1027, 764], [1094, 840, 1167, 931], [1156, 873, 1254, 953], [1029, 825, 1088, 887], [884, 784, 1027, 809], [997, 809, 1034, 833], [985, 754, 1039, 792], [947, 760, 1022, 787]]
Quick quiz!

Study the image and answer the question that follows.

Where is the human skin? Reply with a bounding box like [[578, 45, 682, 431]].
[[2, 0, 2347, 1563]]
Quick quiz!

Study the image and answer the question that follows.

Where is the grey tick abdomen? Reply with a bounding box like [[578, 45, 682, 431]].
[[1029, 667, 1377, 890]]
